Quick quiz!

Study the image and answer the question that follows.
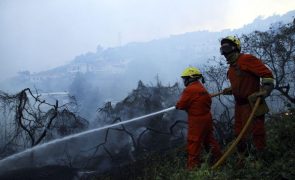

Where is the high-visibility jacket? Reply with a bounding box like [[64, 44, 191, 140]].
[[176, 81, 221, 168], [227, 53, 274, 104], [176, 81, 213, 140], [176, 81, 211, 117], [227, 53, 274, 152]]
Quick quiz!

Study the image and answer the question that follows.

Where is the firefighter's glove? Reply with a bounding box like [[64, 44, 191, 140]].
[[248, 90, 267, 103], [261, 84, 274, 97], [248, 91, 269, 117], [261, 77, 274, 97], [222, 87, 232, 95]]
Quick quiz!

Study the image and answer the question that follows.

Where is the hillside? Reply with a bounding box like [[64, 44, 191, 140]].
[[1, 10, 294, 96], [0, 10, 294, 121]]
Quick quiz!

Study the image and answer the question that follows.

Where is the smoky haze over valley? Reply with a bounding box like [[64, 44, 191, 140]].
[[1, 10, 294, 87], [0, 9, 294, 120], [1, 0, 295, 81]]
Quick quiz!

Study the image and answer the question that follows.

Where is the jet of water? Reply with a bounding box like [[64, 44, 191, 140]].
[[0, 106, 176, 172]]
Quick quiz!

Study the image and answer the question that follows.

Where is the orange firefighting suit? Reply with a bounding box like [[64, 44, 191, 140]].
[[176, 81, 221, 169], [227, 54, 274, 152]]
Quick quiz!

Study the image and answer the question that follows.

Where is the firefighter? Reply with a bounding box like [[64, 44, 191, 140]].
[[176, 67, 221, 169], [220, 36, 274, 156]]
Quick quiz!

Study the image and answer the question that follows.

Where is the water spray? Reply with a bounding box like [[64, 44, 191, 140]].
[[95, 106, 176, 131], [0, 106, 176, 168]]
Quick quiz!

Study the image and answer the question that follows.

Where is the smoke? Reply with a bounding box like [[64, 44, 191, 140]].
[[0, 80, 188, 176]]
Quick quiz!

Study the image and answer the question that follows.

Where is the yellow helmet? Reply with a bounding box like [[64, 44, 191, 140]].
[[181, 67, 202, 78], [221, 36, 241, 52]]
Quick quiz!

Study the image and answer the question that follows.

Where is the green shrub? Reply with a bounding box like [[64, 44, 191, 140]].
[[138, 111, 295, 180], [95, 110, 295, 179]]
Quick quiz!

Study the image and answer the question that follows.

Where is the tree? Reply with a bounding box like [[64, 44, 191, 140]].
[[203, 58, 235, 145], [242, 20, 295, 104], [0, 88, 87, 157]]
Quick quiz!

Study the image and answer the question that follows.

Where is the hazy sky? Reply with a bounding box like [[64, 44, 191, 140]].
[[0, 0, 295, 81]]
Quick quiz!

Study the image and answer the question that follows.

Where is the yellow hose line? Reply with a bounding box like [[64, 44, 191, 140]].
[[211, 97, 261, 170]]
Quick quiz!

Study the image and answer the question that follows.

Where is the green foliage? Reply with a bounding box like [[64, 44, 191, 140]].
[[135, 150, 215, 180], [242, 21, 295, 104], [134, 110, 295, 180]]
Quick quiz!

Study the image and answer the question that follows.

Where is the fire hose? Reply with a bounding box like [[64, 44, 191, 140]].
[[211, 97, 262, 170]]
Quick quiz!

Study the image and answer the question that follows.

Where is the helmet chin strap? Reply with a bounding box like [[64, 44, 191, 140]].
[[201, 76, 205, 84]]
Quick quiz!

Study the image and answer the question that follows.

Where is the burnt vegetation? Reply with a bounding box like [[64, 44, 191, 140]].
[[0, 88, 88, 158], [0, 20, 294, 179], [79, 80, 188, 177]]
